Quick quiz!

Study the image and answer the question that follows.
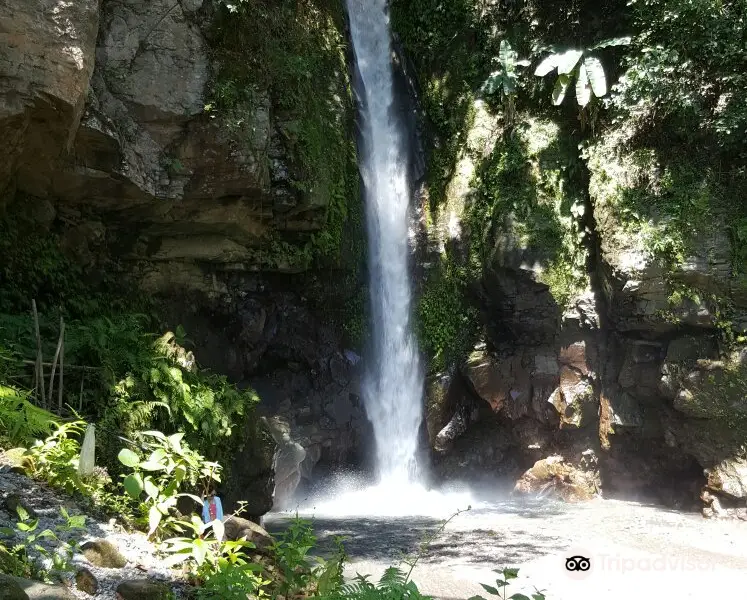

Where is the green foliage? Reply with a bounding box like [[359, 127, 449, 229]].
[[470, 121, 588, 308], [209, 0, 359, 268], [534, 38, 630, 108], [324, 568, 431, 600], [23, 420, 87, 496], [615, 0, 747, 152], [0, 505, 85, 583], [482, 41, 530, 127], [103, 331, 257, 463], [0, 385, 57, 446], [163, 511, 268, 597], [271, 516, 319, 596], [417, 260, 478, 373], [468, 567, 546, 600], [117, 430, 220, 538]]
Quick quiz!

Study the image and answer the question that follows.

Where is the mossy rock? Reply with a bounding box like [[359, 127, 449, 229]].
[[75, 568, 98, 596], [81, 539, 127, 569], [0, 577, 28, 600], [115, 580, 171, 600]]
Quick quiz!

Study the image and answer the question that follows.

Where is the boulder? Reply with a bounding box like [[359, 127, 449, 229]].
[[462, 350, 530, 416], [705, 457, 747, 500], [0, 575, 74, 599], [514, 455, 600, 502], [0, 578, 28, 600], [75, 568, 98, 596], [223, 516, 274, 553], [115, 580, 171, 600], [80, 539, 127, 568]]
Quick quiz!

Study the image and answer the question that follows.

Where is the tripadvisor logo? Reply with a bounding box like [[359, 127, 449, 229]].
[[562, 548, 594, 581]]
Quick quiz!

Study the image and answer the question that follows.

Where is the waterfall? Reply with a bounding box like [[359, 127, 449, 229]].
[[347, 0, 424, 485]]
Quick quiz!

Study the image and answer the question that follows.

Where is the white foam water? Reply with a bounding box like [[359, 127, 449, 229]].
[[347, 0, 423, 485]]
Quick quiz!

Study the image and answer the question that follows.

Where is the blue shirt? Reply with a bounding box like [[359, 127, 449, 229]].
[[202, 496, 223, 523]]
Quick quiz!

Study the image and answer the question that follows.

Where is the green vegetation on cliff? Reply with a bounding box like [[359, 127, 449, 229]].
[[394, 0, 747, 373], [210, 0, 361, 270], [0, 207, 260, 481]]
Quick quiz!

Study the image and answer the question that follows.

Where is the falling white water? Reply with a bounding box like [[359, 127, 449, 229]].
[[347, 0, 423, 485]]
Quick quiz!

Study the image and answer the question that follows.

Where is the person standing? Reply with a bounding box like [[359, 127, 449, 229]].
[[201, 487, 223, 524]]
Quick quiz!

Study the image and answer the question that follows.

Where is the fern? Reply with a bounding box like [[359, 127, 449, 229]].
[[0, 385, 57, 445]]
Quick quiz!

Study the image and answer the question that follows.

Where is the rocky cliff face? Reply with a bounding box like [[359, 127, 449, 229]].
[[394, 0, 747, 514], [0, 0, 366, 513]]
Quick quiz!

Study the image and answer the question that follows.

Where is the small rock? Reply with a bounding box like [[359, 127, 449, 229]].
[[223, 516, 274, 553], [0, 574, 74, 599], [115, 580, 171, 600], [75, 568, 98, 595], [0, 577, 29, 600], [4, 494, 36, 519], [81, 539, 127, 568]]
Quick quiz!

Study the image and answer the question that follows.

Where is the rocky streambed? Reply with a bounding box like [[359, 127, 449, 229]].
[[0, 467, 186, 599]]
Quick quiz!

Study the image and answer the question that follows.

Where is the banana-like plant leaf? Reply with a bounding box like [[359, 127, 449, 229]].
[[516, 59, 531, 67], [481, 71, 503, 95], [503, 77, 516, 95], [590, 36, 632, 50], [576, 63, 592, 107], [534, 54, 559, 76], [552, 75, 571, 105], [556, 50, 583, 74], [499, 40, 515, 66], [583, 56, 607, 97]]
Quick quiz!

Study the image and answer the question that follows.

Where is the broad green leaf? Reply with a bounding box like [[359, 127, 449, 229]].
[[504, 568, 520, 580], [168, 433, 184, 452], [162, 552, 190, 568], [509, 595, 532, 600], [481, 71, 503, 96], [162, 539, 194, 552], [534, 54, 558, 76], [143, 477, 160, 500], [16, 506, 28, 521], [584, 56, 607, 96], [552, 76, 571, 105], [148, 505, 162, 536], [556, 49, 583, 74], [179, 493, 204, 507], [590, 36, 632, 49], [467, 597, 488, 600], [576, 62, 592, 107], [499, 40, 513, 65], [193, 537, 207, 566], [503, 77, 516, 95], [118, 448, 140, 468], [140, 430, 166, 440], [139, 461, 166, 472], [123, 473, 144, 498], [481, 584, 501, 595], [212, 518, 225, 542], [148, 448, 168, 463]]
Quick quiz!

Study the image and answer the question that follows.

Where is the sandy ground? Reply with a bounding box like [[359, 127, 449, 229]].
[[267, 496, 747, 600]]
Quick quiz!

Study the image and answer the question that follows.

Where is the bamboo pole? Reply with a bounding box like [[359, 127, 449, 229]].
[[58, 323, 64, 413], [31, 300, 45, 407], [78, 373, 85, 413], [48, 317, 65, 408]]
